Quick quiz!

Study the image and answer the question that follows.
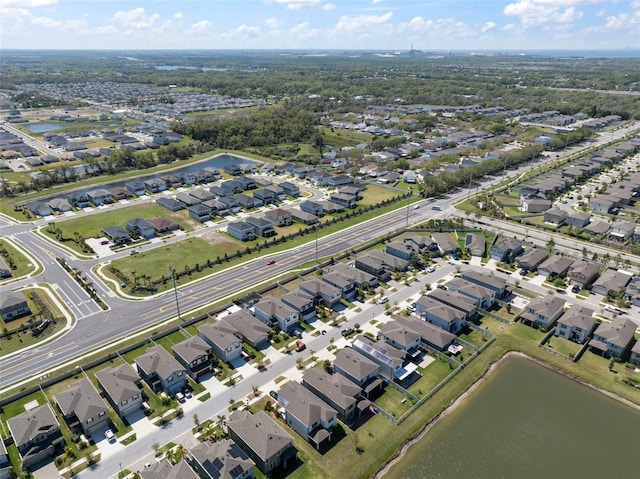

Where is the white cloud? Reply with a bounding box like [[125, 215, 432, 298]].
[[323, 3, 336, 10], [372, 0, 384, 4], [504, 0, 587, 27], [0, 0, 56, 6], [222, 24, 262, 38], [289, 21, 320, 40], [264, 17, 281, 29], [112, 8, 160, 29], [274, 0, 321, 10], [187, 20, 212, 35], [173, 12, 183, 19], [334, 11, 393, 36], [481, 20, 497, 32]]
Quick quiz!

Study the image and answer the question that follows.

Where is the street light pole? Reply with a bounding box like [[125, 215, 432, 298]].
[[170, 265, 182, 321]]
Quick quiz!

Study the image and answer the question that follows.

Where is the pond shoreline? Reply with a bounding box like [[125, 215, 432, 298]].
[[373, 350, 640, 479]]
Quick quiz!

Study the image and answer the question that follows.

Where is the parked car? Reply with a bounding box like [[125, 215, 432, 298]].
[[377, 296, 389, 304], [437, 284, 447, 290], [104, 429, 115, 442], [183, 387, 192, 399], [175, 392, 185, 403], [571, 285, 581, 293], [407, 303, 417, 312]]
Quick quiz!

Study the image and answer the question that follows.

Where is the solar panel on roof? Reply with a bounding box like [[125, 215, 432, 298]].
[[229, 465, 244, 477], [212, 457, 224, 470], [228, 443, 245, 459]]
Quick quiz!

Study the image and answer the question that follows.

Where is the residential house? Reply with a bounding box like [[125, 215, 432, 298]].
[[172, 336, 214, 381], [102, 225, 131, 245], [223, 164, 243, 176], [148, 217, 180, 233], [264, 208, 292, 226], [189, 439, 255, 479], [157, 197, 185, 212], [626, 277, 640, 307], [404, 235, 439, 255], [253, 189, 275, 205], [431, 233, 460, 256], [447, 278, 495, 310], [584, 220, 610, 236], [47, 197, 72, 213], [589, 317, 636, 359], [125, 180, 145, 196], [427, 289, 477, 319], [204, 199, 229, 216], [554, 306, 596, 344], [227, 221, 256, 241], [7, 404, 64, 469], [537, 256, 574, 278], [321, 270, 356, 300], [126, 217, 156, 239], [66, 191, 91, 208], [351, 336, 416, 384], [392, 315, 456, 352], [209, 185, 227, 198], [159, 174, 182, 189], [544, 207, 569, 226], [385, 241, 417, 261], [567, 212, 591, 228], [609, 220, 636, 241], [460, 270, 508, 299], [279, 182, 300, 197], [245, 217, 275, 238], [300, 201, 324, 217], [490, 237, 524, 262], [217, 196, 241, 214], [302, 368, 363, 425], [282, 290, 316, 322], [86, 188, 114, 206], [516, 249, 548, 272], [330, 262, 378, 289], [95, 363, 143, 418], [355, 250, 409, 280], [135, 345, 187, 395], [415, 295, 465, 334], [253, 296, 299, 332], [53, 377, 109, 436], [107, 187, 132, 201], [329, 193, 357, 209], [24, 201, 52, 217], [188, 204, 212, 223], [290, 209, 318, 225], [333, 347, 382, 397], [0, 257, 11, 278], [227, 410, 296, 475], [143, 178, 167, 193], [217, 310, 271, 349], [378, 322, 421, 354], [234, 193, 261, 209], [465, 234, 486, 257], [521, 196, 552, 213], [567, 261, 600, 289], [0, 293, 31, 321], [265, 184, 286, 200], [198, 322, 243, 364], [589, 195, 618, 214], [519, 294, 565, 329], [629, 340, 640, 367], [277, 381, 337, 450], [140, 460, 199, 479], [299, 278, 342, 308], [591, 269, 632, 296], [238, 176, 257, 190]]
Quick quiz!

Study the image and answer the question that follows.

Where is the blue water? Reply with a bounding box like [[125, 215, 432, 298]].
[[25, 123, 66, 133]]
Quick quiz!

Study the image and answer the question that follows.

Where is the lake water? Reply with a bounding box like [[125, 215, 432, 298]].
[[383, 356, 640, 479], [25, 123, 66, 133]]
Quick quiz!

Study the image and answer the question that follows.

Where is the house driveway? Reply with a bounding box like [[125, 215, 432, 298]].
[[32, 461, 62, 479]]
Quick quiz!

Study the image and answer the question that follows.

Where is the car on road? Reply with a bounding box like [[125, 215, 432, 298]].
[[431, 205, 441, 211], [295, 342, 306, 352], [341, 328, 354, 337], [426, 266, 436, 273], [104, 429, 115, 442], [377, 296, 389, 304], [130, 250, 139, 255], [175, 392, 185, 403], [321, 329, 327, 335], [267, 259, 276, 265]]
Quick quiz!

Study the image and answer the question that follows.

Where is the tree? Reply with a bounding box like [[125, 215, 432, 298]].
[[546, 236, 555, 253], [193, 414, 200, 430]]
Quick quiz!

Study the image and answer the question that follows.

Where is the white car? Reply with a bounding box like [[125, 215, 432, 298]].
[[175, 392, 186, 403], [377, 296, 389, 304], [104, 429, 115, 442]]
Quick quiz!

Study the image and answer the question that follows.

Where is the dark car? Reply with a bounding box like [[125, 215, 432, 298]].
[[437, 284, 447, 290], [267, 259, 276, 265], [269, 390, 278, 400], [571, 285, 581, 293]]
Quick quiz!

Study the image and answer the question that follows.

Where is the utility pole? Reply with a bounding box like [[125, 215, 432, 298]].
[[170, 265, 182, 321]]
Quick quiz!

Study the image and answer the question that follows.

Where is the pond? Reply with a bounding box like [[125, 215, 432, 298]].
[[383, 355, 640, 479], [25, 123, 66, 133]]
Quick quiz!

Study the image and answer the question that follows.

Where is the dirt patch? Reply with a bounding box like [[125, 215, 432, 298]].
[[201, 230, 236, 246]]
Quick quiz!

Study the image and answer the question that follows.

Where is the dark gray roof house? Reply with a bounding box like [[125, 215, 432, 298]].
[[427, 289, 477, 318], [140, 459, 199, 479], [516, 249, 549, 272], [554, 306, 596, 344], [489, 237, 524, 262], [53, 377, 109, 436], [591, 269, 632, 296], [102, 225, 131, 245], [302, 368, 362, 424], [172, 336, 214, 381], [567, 261, 600, 288], [135, 345, 187, 395], [217, 310, 271, 349], [431, 233, 460, 255], [227, 410, 296, 476], [190, 439, 255, 479], [282, 290, 316, 321], [333, 347, 381, 393], [519, 294, 565, 329], [7, 404, 64, 469], [0, 293, 31, 321], [198, 322, 243, 364], [253, 295, 299, 332], [589, 317, 636, 359], [95, 363, 143, 418], [227, 221, 256, 241], [465, 233, 486, 257], [393, 315, 456, 351], [461, 270, 508, 298], [537, 256, 574, 278]]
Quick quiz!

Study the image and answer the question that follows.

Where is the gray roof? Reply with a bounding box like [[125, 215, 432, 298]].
[[172, 336, 211, 364], [393, 315, 456, 349], [7, 404, 59, 448], [302, 368, 360, 410], [538, 256, 574, 275], [53, 377, 108, 424], [461, 270, 506, 291], [136, 345, 186, 380], [198, 322, 242, 351], [282, 290, 314, 309], [278, 381, 337, 428], [334, 347, 379, 382], [1, 293, 27, 309], [95, 363, 142, 404], [427, 289, 477, 314], [593, 317, 636, 349], [525, 295, 565, 318], [140, 459, 199, 479], [254, 296, 297, 320], [417, 295, 464, 321], [557, 306, 596, 331], [380, 321, 421, 348], [217, 310, 271, 346], [449, 278, 493, 299], [517, 249, 548, 269], [592, 269, 632, 293], [190, 439, 255, 479], [431, 233, 459, 252], [227, 410, 293, 462]]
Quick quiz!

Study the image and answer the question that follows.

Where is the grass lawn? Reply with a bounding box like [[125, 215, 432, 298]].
[[373, 387, 414, 419], [0, 238, 38, 278], [358, 184, 402, 206], [457, 324, 490, 349], [545, 336, 582, 357], [407, 358, 456, 398]]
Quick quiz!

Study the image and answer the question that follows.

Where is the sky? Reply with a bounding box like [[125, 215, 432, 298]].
[[1, 0, 639, 51]]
